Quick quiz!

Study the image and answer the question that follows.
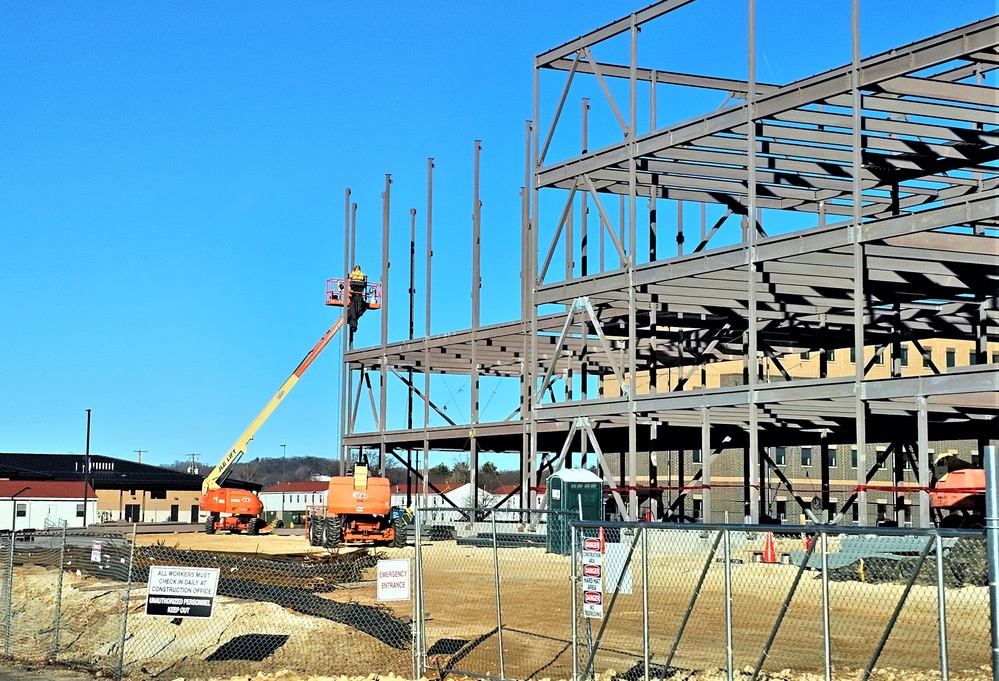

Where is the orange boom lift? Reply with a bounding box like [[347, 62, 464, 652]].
[[201, 272, 381, 534]]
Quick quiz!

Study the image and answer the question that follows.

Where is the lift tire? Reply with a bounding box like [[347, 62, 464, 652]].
[[323, 517, 341, 549], [247, 518, 261, 536], [205, 514, 218, 535], [392, 517, 408, 548], [307, 516, 320, 546]]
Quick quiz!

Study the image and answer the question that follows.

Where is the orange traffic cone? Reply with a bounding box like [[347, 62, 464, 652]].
[[763, 531, 778, 564]]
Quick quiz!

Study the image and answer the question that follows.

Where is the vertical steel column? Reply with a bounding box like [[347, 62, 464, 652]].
[[821, 531, 832, 681], [340, 188, 352, 477], [851, 0, 869, 526], [51, 525, 66, 662], [520, 123, 532, 507], [724, 529, 733, 681], [936, 533, 949, 681], [642, 526, 650, 681], [984, 445, 999, 679], [380, 174, 391, 475], [424, 159, 434, 511], [471, 140, 482, 514], [492, 513, 506, 679], [918, 396, 930, 527], [626, 15, 639, 520], [407, 208, 417, 507], [701, 407, 712, 522], [531, 59, 542, 506], [346, 201, 358, 472], [580, 100, 590, 404], [745, 0, 761, 524], [116, 525, 137, 681]]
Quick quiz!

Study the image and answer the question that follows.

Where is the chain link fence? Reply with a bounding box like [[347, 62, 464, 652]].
[[0, 519, 993, 680], [567, 522, 991, 681], [415, 508, 576, 681], [0, 526, 418, 679]]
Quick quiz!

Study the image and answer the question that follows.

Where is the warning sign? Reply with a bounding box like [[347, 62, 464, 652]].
[[90, 540, 102, 563], [581, 534, 604, 619], [376, 559, 411, 602], [145, 566, 220, 618]]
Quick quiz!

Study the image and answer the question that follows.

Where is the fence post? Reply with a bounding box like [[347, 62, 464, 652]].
[[571, 521, 579, 681], [414, 508, 424, 679], [641, 526, 649, 681], [982, 444, 998, 681], [51, 525, 67, 662], [723, 528, 733, 681], [935, 533, 949, 681], [491, 512, 506, 680], [821, 530, 831, 681], [116, 525, 137, 680], [4, 530, 15, 657]]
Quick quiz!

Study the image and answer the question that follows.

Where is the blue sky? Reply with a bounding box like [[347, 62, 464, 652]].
[[1, 1, 994, 469]]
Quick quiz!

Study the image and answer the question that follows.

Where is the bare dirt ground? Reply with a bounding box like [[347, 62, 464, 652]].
[[6, 535, 991, 681], [416, 542, 991, 681], [134, 529, 321, 556]]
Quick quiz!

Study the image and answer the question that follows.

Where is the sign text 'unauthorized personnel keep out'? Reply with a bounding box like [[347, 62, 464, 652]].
[[145, 566, 220, 618]]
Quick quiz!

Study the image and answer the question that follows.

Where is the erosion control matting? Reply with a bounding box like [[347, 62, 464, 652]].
[[12, 540, 412, 649]]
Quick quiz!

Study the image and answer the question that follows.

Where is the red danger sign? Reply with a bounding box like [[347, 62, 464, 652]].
[[583, 564, 601, 577], [584, 591, 603, 605], [583, 538, 601, 552]]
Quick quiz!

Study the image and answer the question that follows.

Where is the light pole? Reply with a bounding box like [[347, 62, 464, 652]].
[[280, 444, 287, 526]]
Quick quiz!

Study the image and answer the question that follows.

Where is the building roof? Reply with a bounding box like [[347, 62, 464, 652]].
[[0, 480, 96, 499], [549, 468, 602, 483], [261, 481, 329, 494], [0, 453, 260, 493]]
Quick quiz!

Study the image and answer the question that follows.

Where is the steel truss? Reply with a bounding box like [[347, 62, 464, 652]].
[[340, 1, 998, 525]]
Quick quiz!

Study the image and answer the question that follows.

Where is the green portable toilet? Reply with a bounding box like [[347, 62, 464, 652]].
[[545, 468, 603, 555]]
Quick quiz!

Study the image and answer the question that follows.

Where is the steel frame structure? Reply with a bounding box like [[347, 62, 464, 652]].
[[340, 1, 998, 526]]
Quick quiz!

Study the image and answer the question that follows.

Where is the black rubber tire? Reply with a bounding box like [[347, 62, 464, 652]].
[[392, 517, 408, 548], [307, 516, 320, 546], [247, 518, 261, 536], [323, 516, 341, 549], [205, 514, 218, 535]]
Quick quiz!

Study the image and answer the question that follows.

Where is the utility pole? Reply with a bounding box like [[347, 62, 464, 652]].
[[134, 449, 146, 464], [187, 452, 200, 475], [83, 409, 91, 529]]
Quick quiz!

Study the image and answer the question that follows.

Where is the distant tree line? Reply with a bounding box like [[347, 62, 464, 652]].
[[165, 454, 519, 490]]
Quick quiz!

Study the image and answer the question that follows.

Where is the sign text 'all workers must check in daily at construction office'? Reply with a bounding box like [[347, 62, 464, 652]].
[[145, 566, 221, 618]]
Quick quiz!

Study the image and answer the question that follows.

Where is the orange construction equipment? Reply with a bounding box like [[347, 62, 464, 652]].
[[762, 531, 778, 564], [930, 453, 986, 529], [306, 452, 407, 549]]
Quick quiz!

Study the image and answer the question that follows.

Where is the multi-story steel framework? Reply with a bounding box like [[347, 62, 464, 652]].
[[340, 1, 999, 527]]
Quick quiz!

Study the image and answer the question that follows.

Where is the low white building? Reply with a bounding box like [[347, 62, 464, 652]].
[[0, 481, 97, 532], [391, 482, 494, 520], [260, 481, 329, 527]]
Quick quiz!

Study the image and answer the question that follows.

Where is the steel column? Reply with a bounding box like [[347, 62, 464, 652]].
[[851, 0, 869, 526], [380, 174, 391, 474]]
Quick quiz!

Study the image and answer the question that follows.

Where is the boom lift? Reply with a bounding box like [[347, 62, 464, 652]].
[[307, 450, 408, 548], [201, 273, 381, 535]]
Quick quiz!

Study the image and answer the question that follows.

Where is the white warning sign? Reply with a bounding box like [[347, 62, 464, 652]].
[[376, 559, 411, 602], [581, 534, 604, 618], [145, 566, 220, 618]]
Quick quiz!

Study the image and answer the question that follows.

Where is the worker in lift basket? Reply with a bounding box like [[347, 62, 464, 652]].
[[349, 265, 367, 290], [346, 265, 368, 334]]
